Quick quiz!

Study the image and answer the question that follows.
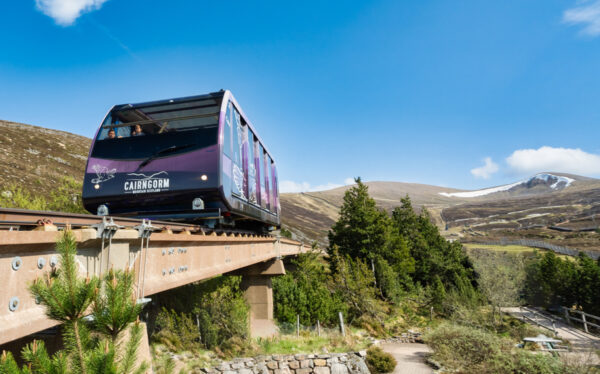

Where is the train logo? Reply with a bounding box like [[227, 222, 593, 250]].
[[91, 164, 116, 184], [124, 171, 170, 194]]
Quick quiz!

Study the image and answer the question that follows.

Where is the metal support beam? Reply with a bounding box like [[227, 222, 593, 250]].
[[0, 228, 307, 345]]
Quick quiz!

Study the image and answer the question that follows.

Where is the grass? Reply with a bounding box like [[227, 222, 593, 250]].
[[150, 330, 372, 373], [256, 332, 369, 355], [463, 243, 574, 260], [463, 243, 539, 253]]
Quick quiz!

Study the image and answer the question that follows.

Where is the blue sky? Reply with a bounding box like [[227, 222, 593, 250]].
[[1, 1, 600, 192]]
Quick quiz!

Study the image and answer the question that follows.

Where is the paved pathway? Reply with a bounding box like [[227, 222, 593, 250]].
[[503, 307, 600, 351], [380, 342, 433, 374]]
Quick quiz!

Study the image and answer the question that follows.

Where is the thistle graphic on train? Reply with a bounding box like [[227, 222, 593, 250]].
[[82, 90, 280, 231]]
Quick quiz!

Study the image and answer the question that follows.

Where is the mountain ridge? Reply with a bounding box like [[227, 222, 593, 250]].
[[0, 120, 598, 252]]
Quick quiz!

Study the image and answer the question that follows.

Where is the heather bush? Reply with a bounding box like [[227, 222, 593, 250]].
[[365, 346, 397, 373]]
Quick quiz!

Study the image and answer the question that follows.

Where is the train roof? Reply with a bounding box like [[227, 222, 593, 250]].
[[111, 90, 275, 161]]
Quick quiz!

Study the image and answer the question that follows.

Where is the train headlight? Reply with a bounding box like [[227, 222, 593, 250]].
[[97, 204, 109, 216], [94, 184, 100, 190], [192, 198, 204, 210], [200, 174, 208, 181]]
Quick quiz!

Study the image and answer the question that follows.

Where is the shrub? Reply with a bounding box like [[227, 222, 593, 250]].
[[273, 250, 344, 326], [424, 322, 567, 374], [366, 346, 397, 374], [0, 177, 87, 213], [153, 308, 201, 352], [424, 322, 504, 370], [151, 276, 249, 352]]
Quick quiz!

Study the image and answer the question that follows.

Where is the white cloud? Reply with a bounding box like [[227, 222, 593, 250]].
[[279, 178, 354, 193], [506, 146, 600, 175], [279, 181, 312, 193], [563, 0, 600, 36], [35, 0, 109, 26], [471, 157, 499, 179]]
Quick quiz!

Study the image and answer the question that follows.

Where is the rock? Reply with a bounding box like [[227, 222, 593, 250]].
[[254, 364, 269, 374], [296, 369, 312, 374], [347, 356, 370, 374], [222, 371, 237, 374], [307, 354, 316, 359], [330, 364, 349, 374], [314, 359, 327, 367], [238, 369, 253, 374], [327, 358, 339, 364], [288, 361, 300, 369], [357, 351, 367, 358], [274, 369, 291, 374], [299, 360, 312, 368], [294, 354, 307, 360], [218, 364, 231, 371], [232, 363, 245, 369], [278, 362, 288, 369], [246, 361, 256, 368], [267, 362, 279, 370], [314, 367, 330, 374]]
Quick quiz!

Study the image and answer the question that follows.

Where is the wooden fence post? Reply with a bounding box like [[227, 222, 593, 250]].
[[339, 312, 345, 337], [582, 312, 589, 333], [317, 320, 321, 337], [296, 314, 300, 337], [564, 307, 571, 325]]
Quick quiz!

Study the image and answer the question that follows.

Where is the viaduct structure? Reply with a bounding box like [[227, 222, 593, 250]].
[[0, 208, 309, 346]]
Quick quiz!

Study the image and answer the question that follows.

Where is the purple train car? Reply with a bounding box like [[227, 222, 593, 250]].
[[82, 90, 280, 230]]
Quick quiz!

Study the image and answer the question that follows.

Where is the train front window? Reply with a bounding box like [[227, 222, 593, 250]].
[[91, 97, 221, 160]]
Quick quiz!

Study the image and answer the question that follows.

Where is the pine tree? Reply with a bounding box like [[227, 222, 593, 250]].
[[328, 178, 390, 261], [0, 230, 148, 374]]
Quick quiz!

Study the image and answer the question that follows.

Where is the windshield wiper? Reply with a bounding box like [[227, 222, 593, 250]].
[[135, 144, 194, 171]]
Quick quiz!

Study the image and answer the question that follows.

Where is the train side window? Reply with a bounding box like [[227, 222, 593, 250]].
[[273, 164, 280, 213], [247, 130, 258, 204], [263, 150, 271, 211], [258, 144, 267, 209], [268, 156, 276, 211], [232, 109, 242, 167], [223, 102, 233, 158], [231, 107, 245, 199]]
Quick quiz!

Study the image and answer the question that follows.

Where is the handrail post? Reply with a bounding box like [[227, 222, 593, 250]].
[[581, 312, 589, 333], [564, 307, 571, 325]]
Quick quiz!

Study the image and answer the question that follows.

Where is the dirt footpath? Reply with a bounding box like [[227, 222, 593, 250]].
[[380, 342, 433, 374]]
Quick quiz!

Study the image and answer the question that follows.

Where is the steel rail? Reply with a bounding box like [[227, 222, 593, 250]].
[[0, 207, 201, 230], [0, 208, 272, 238]]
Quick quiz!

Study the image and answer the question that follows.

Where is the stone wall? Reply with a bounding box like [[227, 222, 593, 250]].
[[203, 352, 370, 374]]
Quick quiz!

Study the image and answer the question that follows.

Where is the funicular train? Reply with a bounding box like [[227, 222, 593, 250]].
[[82, 90, 280, 231]]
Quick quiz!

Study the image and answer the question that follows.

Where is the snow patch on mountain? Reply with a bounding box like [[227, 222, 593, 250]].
[[531, 173, 574, 189], [439, 173, 575, 198], [439, 181, 523, 198]]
